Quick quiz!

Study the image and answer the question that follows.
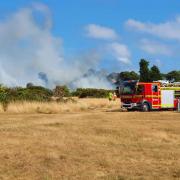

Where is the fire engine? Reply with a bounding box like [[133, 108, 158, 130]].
[[120, 81, 180, 111]]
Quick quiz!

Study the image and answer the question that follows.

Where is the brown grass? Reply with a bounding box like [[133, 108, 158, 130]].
[[0, 98, 120, 114], [0, 99, 179, 179]]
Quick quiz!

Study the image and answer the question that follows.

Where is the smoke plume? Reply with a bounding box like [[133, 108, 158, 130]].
[[0, 3, 112, 89]]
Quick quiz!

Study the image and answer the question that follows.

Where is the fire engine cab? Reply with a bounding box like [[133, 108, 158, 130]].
[[120, 81, 180, 111]]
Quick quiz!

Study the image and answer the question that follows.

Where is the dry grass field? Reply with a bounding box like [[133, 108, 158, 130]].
[[0, 98, 120, 114], [0, 99, 179, 179]]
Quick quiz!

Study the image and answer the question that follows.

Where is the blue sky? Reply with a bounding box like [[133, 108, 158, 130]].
[[0, 0, 180, 75]]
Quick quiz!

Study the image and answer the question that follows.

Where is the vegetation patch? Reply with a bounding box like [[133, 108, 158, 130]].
[[72, 88, 114, 98]]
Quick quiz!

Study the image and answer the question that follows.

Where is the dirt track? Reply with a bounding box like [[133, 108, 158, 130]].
[[0, 111, 180, 179]]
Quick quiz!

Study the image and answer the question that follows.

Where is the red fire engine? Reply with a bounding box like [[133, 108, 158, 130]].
[[120, 81, 180, 111]]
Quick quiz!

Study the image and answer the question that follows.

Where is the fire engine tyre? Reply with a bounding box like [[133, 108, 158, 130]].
[[141, 103, 150, 112]]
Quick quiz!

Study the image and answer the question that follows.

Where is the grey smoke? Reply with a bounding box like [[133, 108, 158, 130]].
[[38, 72, 48, 86], [0, 3, 112, 89], [70, 69, 112, 89]]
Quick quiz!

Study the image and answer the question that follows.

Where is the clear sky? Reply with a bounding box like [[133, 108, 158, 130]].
[[0, 0, 180, 77]]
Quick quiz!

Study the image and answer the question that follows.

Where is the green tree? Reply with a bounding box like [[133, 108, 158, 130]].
[[119, 71, 139, 81], [139, 59, 151, 82], [53, 85, 70, 97], [150, 65, 162, 81], [165, 71, 180, 82]]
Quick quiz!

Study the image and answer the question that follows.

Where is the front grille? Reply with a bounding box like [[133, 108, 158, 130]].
[[123, 104, 132, 108], [124, 101, 132, 104]]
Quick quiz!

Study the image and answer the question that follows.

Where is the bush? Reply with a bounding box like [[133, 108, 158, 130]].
[[72, 88, 114, 98], [53, 86, 71, 97], [0, 86, 53, 103]]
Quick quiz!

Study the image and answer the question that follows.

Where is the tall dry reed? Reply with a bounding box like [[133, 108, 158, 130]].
[[0, 98, 120, 114]]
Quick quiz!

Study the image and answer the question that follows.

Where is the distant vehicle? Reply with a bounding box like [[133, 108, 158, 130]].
[[119, 80, 180, 111]]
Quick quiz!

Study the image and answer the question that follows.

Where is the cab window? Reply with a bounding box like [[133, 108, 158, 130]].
[[136, 85, 144, 94], [121, 82, 136, 95], [152, 85, 158, 92]]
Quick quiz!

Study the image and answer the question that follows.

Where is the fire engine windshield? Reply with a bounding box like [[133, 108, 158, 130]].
[[120, 82, 137, 95]]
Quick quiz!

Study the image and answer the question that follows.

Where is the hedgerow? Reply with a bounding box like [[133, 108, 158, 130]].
[[0, 85, 115, 111], [0, 85, 53, 102], [71, 88, 114, 98]]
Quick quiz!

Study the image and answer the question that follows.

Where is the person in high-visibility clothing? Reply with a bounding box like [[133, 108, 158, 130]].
[[108, 92, 113, 101], [113, 92, 117, 101]]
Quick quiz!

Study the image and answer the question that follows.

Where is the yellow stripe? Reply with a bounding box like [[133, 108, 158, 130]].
[[161, 104, 174, 108], [121, 96, 132, 98], [152, 104, 175, 108], [134, 95, 144, 98], [161, 87, 180, 91], [146, 95, 161, 98]]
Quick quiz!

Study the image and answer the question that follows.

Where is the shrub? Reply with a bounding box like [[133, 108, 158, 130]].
[[72, 88, 114, 98], [26, 86, 53, 101], [53, 86, 71, 97], [0, 85, 53, 105]]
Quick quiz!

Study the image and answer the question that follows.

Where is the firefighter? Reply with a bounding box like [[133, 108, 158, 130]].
[[113, 92, 117, 101], [108, 92, 113, 101]]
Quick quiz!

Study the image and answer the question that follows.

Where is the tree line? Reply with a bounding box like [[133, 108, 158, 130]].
[[118, 59, 180, 82]]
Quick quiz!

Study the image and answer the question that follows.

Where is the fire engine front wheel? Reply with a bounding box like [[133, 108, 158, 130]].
[[141, 103, 150, 112]]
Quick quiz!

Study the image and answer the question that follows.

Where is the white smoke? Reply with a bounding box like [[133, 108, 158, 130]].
[[0, 4, 112, 89], [71, 69, 112, 89], [72, 76, 112, 89]]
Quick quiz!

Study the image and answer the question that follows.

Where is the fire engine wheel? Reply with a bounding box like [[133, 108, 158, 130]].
[[142, 103, 150, 112]]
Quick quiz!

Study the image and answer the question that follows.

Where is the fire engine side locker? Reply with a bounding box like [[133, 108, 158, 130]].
[[161, 90, 174, 108]]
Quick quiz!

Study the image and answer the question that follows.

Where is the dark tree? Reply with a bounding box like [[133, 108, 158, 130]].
[[139, 59, 151, 82], [150, 65, 162, 81], [119, 71, 139, 81], [26, 82, 34, 88], [165, 71, 180, 82]]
